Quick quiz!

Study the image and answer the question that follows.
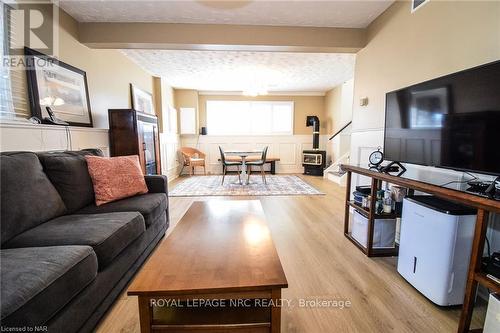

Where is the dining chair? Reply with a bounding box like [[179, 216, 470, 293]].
[[246, 146, 268, 184], [219, 146, 242, 185], [180, 147, 206, 175]]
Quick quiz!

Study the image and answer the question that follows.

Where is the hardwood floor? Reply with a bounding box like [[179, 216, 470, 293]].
[[96, 175, 471, 333]]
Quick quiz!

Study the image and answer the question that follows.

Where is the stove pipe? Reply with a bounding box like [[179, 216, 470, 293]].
[[306, 116, 320, 150]]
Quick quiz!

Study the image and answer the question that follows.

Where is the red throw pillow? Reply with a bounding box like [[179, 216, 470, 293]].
[[85, 155, 148, 206]]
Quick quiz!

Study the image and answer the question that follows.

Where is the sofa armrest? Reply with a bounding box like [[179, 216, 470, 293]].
[[144, 175, 168, 194]]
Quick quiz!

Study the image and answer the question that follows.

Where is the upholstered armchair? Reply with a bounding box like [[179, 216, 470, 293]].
[[180, 147, 206, 175]]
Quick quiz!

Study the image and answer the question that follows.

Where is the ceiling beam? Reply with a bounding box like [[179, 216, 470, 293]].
[[78, 22, 366, 53]]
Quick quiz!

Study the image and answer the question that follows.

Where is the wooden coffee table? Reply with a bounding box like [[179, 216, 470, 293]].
[[128, 200, 288, 333]]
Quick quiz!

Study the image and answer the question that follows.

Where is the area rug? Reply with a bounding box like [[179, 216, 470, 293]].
[[170, 175, 324, 197]]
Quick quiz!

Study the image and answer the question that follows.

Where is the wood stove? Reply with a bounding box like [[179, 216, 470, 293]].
[[303, 116, 326, 176]]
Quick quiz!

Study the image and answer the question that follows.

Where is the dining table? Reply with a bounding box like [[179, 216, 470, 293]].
[[224, 149, 263, 185]]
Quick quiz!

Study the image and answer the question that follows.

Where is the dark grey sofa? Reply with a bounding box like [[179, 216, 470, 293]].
[[0, 149, 169, 332]]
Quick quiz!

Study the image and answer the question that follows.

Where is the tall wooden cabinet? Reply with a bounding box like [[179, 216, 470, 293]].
[[108, 109, 161, 175]]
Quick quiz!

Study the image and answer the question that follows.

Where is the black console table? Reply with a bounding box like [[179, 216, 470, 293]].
[[340, 164, 500, 333]]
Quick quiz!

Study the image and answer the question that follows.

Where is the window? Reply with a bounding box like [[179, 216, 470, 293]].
[[0, 8, 14, 118], [206, 100, 294, 135], [1, 6, 29, 120]]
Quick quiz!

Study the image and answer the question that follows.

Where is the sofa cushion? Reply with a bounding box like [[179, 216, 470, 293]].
[[0, 246, 97, 326], [85, 155, 148, 206], [37, 149, 103, 213], [77, 193, 167, 228], [0, 152, 67, 245], [4, 212, 145, 269]]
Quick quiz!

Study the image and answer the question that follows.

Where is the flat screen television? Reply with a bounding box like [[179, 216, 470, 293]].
[[384, 60, 500, 176]]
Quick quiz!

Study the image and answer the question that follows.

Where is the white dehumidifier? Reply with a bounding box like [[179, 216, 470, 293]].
[[397, 195, 477, 306]]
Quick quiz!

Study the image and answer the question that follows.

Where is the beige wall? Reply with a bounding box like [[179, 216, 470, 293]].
[[352, 0, 500, 132], [56, 10, 154, 128], [325, 87, 342, 135], [11, 8, 155, 129], [325, 79, 353, 135], [79, 22, 366, 53], [161, 81, 175, 109], [159, 78, 175, 131], [152, 77, 163, 132], [349, 0, 500, 189], [174, 89, 199, 111], [325, 79, 354, 162], [2, 8, 157, 153], [151, 77, 176, 133], [197, 94, 325, 135], [348, 0, 500, 242]]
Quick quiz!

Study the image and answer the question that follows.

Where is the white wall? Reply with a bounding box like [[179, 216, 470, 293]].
[[0, 122, 109, 154], [180, 135, 328, 175], [158, 78, 182, 180], [340, 79, 354, 127], [160, 132, 181, 180]]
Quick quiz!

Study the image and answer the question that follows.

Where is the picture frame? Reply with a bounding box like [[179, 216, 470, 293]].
[[24, 47, 93, 127], [130, 84, 154, 115]]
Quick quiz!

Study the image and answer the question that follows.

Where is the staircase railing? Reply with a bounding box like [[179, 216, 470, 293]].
[[329, 121, 352, 141]]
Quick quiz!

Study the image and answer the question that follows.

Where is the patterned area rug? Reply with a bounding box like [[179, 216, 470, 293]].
[[170, 175, 324, 197]]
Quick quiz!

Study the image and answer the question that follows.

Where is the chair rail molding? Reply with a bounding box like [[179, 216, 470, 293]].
[[180, 134, 328, 174], [0, 121, 109, 155], [160, 132, 182, 180]]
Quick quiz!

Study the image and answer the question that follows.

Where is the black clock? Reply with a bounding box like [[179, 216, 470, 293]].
[[369, 147, 384, 169]]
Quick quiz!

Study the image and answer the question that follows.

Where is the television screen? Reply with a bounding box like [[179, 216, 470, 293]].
[[384, 61, 500, 176]]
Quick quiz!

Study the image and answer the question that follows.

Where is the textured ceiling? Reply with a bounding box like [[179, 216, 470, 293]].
[[122, 50, 356, 92], [60, 0, 394, 28]]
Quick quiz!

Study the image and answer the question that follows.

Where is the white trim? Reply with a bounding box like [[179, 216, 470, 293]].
[[159, 132, 181, 179], [0, 121, 109, 133], [0, 122, 110, 153], [350, 127, 384, 134]]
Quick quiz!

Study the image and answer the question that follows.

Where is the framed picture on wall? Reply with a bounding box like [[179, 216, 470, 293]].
[[25, 47, 93, 127], [130, 84, 154, 115]]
